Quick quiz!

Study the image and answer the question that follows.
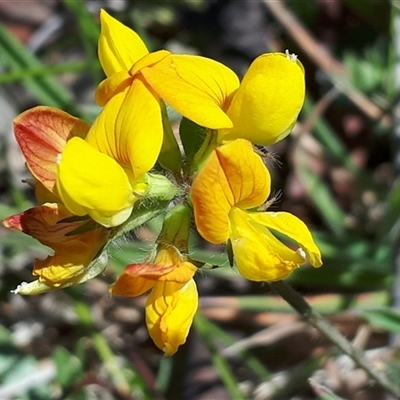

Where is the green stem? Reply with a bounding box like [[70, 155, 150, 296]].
[[269, 280, 400, 397]]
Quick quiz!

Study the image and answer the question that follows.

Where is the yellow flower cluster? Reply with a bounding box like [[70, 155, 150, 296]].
[[3, 10, 322, 356]]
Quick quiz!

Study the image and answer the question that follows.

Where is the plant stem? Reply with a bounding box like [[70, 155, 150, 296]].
[[269, 280, 400, 397]]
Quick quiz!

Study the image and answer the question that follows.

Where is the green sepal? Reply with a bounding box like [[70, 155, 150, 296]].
[[179, 117, 207, 168], [157, 203, 191, 252], [157, 102, 182, 172], [145, 172, 179, 201]]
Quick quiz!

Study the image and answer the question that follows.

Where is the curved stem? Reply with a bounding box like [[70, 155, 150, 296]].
[[269, 280, 400, 397]]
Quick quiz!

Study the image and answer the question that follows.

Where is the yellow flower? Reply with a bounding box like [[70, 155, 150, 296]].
[[111, 204, 198, 355], [97, 10, 304, 148], [142, 50, 305, 146], [191, 139, 322, 281], [56, 135, 148, 228], [3, 203, 109, 291], [14, 103, 170, 228], [96, 10, 240, 131], [111, 245, 198, 356]]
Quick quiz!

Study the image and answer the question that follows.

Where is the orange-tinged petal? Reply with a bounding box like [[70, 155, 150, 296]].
[[35, 181, 60, 204], [111, 239, 196, 297], [222, 53, 305, 145], [142, 54, 239, 129], [95, 70, 131, 106], [216, 139, 271, 209], [87, 77, 163, 178], [111, 265, 157, 297], [14, 106, 89, 193], [57, 137, 135, 227], [98, 9, 149, 76], [229, 207, 303, 281], [191, 149, 233, 244], [3, 202, 109, 287], [146, 279, 198, 356], [33, 241, 103, 287], [3, 202, 85, 247], [191, 139, 270, 243], [248, 211, 322, 268]]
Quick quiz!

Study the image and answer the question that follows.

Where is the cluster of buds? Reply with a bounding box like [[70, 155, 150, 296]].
[[3, 10, 322, 356]]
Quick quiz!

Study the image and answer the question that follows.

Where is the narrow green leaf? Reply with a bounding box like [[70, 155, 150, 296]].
[[0, 22, 79, 115], [359, 308, 400, 334]]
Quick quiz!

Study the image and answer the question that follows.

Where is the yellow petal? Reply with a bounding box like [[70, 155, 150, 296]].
[[229, 207, 303, 281], [95, 71, 131, 106], [87, 77, 163, 178], [57, 137, 135, 227], [98, 9, 148, 76], [222, 52, 305, 145], [146, 279, 198, 356], [130, 50, 170, 75], [217, 139, 271, 209], [248, 211, 322, 268], [141, 54, 239, 129], [33, 242, 100, 287], [191, 139, 270, 243]]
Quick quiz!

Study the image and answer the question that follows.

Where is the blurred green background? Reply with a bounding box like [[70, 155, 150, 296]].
[[0, 0, 398, 399]]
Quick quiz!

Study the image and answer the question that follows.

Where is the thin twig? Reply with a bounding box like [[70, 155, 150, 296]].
[[269, 281, 400, 397]]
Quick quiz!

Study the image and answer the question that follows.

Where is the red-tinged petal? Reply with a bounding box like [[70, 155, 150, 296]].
[[2, 213, 23, 231], [146, 279, 198, 356], [14, 106, 90, 193], [110, 266, 157, 297], [3, 203, 78, 247], [98, 9, 149, 76], [111, 243, 197, 297], [119, 263, 176, 278]]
